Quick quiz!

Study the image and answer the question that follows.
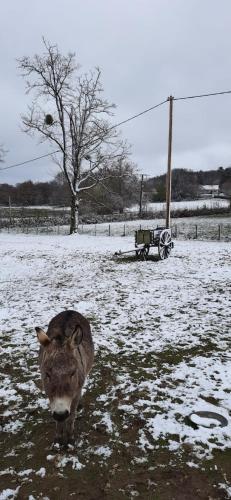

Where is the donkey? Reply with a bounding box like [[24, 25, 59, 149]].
[[36, 310, 94, 445]]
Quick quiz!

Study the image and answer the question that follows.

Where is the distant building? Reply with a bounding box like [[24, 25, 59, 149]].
[[199, 184, 220, 198]]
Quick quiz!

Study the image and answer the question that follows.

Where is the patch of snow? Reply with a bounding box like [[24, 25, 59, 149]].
[[94, 446, 112, 458], [98, 412, 114, 433], [16, 381, 38, 393], [2, 421, 24, 434], [0, 308, 10, 321], [96, 394, 108, 402], [57, 456, 84, 470], [0, 469, 14, 476], [133, 457, 147, 464], [0, 487, 20, 499], [219, 483, 231, 498], [18, 442, 34, 449], [186, 462, 199, 469], [201, 185, 219, 191], [119, 404, 138, 414], [17, 469, 33, 477], [35, 467, 46, 478], [138, 430, 154, 452], [3, 410, 14, 418], [36, 397, 49, 409], [168, 441, 180, 451], [0, 387, 21, 405]]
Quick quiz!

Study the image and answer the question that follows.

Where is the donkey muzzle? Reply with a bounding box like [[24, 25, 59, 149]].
[[53, 410, 69, 421], [50, 397, 71, 421]]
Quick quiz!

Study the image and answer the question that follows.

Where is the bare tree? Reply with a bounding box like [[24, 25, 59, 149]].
[[18, 39, 129, 233]]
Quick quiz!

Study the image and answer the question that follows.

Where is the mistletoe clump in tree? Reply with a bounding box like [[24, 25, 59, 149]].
[[18, 39, 129, 233]]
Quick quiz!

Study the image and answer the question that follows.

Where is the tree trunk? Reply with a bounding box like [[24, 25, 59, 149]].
[[70, 194, 79, 234]]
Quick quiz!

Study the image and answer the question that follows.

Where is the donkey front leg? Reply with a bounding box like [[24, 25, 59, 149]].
[[54, 420, 65, 445], [65, 393, 81, 445]]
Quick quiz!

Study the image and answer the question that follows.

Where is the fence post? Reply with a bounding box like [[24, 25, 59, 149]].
[[218, 224, 221, 241], [95, 224, 97, 236], [195, 225, 198, 239], [123, 224, 126, 237], [109, 224, 111, 236]]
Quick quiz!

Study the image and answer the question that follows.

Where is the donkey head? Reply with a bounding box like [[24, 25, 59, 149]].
[[36, 326, 83, 422]]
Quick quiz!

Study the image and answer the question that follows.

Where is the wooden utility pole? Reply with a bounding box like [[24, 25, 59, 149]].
[[139, 174, 144, 217], [166, 95, 174, 228]]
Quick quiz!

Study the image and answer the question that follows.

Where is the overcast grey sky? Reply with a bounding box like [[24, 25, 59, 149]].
[[1, 0, 231, 184]]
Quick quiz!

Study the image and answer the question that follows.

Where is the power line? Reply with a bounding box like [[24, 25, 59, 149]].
[[174, 89, 231, 101], [1, 89, 231, 172], [1, 150, 60, 171], [110, 99, 168, 129], [0, 99, 167, 172]]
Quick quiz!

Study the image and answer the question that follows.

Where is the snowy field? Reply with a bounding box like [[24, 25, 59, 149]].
[[0, 205, 70, 211], [79, 216, 231, 241], [1, 198, 229, 214], [127, 198, 230, 213], [1, 233, 231, 499]]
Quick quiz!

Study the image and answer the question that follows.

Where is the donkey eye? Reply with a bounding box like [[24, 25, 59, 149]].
[[45, 372, 51, 379], [70, 370, 76, 378]]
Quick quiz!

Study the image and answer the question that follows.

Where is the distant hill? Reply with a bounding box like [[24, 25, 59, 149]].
[[144, 167, 231, 202]]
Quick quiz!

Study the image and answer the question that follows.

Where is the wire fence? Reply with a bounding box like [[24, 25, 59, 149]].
[[1, 221, 231, 241]]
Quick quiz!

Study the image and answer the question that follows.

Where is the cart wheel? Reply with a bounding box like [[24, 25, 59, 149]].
[[158, 230, 172, 260]]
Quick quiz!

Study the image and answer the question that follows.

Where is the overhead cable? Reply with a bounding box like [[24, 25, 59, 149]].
[[174, 89, 231, 101], [1, 150, 60, 171], [0, 99, 167, 172], [1, 89, 231, 172]]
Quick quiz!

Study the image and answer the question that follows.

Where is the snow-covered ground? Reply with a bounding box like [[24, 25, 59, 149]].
[[126, 198, 230, 213], [2, 216, 231, 242], [0, 205, 69, 211], [78, 216, 231, 241], [1, 233, 231, 498], [1, 198, 229, 214]]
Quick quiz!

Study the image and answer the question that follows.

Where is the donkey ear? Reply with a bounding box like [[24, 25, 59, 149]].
[[70, 326, 83, 346], [35, 327, 51, 347]]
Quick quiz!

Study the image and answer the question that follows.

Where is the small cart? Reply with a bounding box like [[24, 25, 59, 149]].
[[115, 227, 174, 260]]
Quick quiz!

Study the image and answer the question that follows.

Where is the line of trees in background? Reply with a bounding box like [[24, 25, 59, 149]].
[[1, 166, 230, 215], [0, 159, 140, 215]]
